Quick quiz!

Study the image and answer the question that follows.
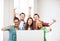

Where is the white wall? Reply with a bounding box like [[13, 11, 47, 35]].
[[4, 0, 14, 26], [36, 0, 60, 41], [0, 0, 14, 41], [0, 0, 4, 41], [14, 0, 34, 21]]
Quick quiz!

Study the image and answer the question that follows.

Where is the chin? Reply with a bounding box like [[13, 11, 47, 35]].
[[15, 25, 18, 27]]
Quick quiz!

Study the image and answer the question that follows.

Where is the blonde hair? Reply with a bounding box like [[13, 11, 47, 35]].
[[36, 20, 43, 30]]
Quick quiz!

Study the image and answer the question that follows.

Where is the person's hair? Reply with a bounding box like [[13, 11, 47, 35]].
[[25, 17, 33, 30], [20, 12, 25, 16], [34, 13, 40, 18], [14, 17, 19, 21], [37, 20, 42, 30]]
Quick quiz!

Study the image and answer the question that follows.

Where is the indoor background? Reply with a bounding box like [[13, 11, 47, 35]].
[[0, 0, 60, 41]]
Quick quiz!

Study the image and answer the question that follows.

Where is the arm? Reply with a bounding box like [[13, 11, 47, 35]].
[[28, 7, 32, 18], [49, 19, 56, 26], [47, 27, 52, 32], [13, 8, 16, 17], [1, 25, 11, 31], [42, 19, 56, 27], [42, 21, 49, 27]]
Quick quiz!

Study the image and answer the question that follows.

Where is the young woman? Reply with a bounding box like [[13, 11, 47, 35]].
[[37, 20, 52, 41], [25, 17, 34, 30], [1, 17, 20, 41]]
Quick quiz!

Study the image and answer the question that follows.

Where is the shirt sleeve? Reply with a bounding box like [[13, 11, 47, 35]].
[[42, 21, 49, 27], [5, 26, 10, 31], [5, 25, 13, 31]]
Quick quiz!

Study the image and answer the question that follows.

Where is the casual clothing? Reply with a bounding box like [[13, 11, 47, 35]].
[[42, 21, 49, 27], [19, 21, 25, 30], [6, 25, 19, 41], [33, 21, 49, 29], [25, 26, 34, 30], [42, 27, 47, 41], [33, 21, 36, 29], [28, 27, 34, 30]]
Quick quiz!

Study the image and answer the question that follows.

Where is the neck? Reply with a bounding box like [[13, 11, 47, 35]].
[[20, 19, 24, 21], [34, 19, 38, 21], [38, 27, 42, 30], [14, 26, 18, 30], [28, 25, 31, 27], [15, 26, 18, 27]]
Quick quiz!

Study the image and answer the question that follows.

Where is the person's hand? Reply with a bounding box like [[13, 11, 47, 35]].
[[1, 27, 6, 31], [13, 8, 17, 10], [47, 28, 52, 32], [8, 25, 12, 30], [50, 28, 52, 31], [52, 19, 56, 23], [13, 8, 17, 17], [29, 7, 32, 10], [1, 25, 11, 31]]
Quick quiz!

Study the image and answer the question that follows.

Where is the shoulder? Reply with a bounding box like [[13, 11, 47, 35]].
[[11, 25, 14, 27], [9, 25, 15, 30]]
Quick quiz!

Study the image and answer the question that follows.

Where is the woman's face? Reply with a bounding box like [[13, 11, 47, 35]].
[[14, 20, 19, 27], [28, 19, 33, 26], [37, 21, 42, 28]]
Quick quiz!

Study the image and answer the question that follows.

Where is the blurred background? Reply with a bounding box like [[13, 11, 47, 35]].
[[0, 0, 60, 41]]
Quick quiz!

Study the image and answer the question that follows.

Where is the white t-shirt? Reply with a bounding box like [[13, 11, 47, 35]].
[[19, 21, 25, 30]]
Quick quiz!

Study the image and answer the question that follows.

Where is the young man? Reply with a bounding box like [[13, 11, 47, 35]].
[[28, 7, 56, 30], [33, 13, 56, 29], [13, 8, 25, 30]]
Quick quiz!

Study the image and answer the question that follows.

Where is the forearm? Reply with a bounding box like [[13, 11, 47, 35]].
[[1, 27, 7, 31], [42, 22, 49, 27], [1, 26, 11, 31], [49, 21, 55, 26], [28, 7, 32, 18], [13, 8, 16, 17], [49, 19, 56, 26], [47, 28, 52, 32]]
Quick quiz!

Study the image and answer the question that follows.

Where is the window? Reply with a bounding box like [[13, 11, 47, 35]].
[[14, 0, 34, 21]]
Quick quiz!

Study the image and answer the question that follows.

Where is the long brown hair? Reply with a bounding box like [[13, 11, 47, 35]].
[[37, 20, 43, 30], [25, 17, 33, 30]]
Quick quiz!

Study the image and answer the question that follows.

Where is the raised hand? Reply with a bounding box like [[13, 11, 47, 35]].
[[13, 8, 17, 11], [52, 19, 56, 23], [49, 19, 56, 26], [1, 25, 12, 31], [13, 8, 17, 17], [29, 6, 32, 10], [28, 7, 32, 18]]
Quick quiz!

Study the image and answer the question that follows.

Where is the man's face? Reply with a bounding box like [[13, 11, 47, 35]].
[[14, 20, 19, 27], [34, 15, 39, 20], [20, 14, 25, 21]]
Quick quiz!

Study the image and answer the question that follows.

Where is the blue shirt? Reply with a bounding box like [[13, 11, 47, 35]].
[[6, 25, 19, 41]]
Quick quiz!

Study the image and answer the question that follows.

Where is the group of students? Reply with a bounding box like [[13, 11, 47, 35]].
[[2, 7, 56, 41]]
